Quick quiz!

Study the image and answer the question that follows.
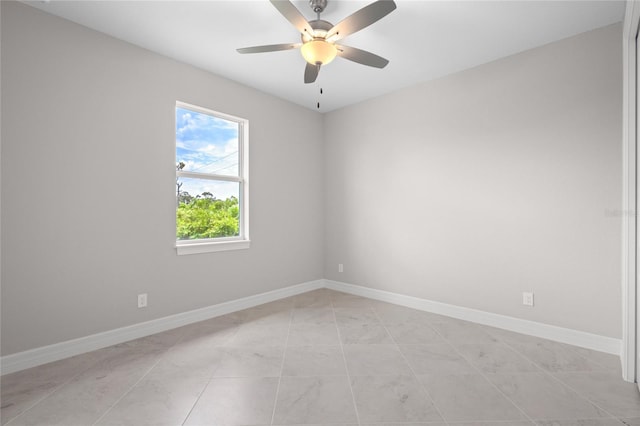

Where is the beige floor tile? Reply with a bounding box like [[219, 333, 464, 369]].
[[207, 311, 248, 326], [455, 342, 540, 373], [184, 377, 278, 426], [338, 323, 394, 344], [484, 326, 552, 345], [287, 323, 341, 346], [535, 420, 626, 425], [361, 424, 446, 426], [1, 350, 108, 424], [291, 306, 336, 324], [158, 340, 226, 377], [1, 381, 59, 425], [384, 322, 443, 344], [331, 295, 374, 309], [399, 343, 475, 375], [372, 304, 443, 326], [226, 323, 289, 347], [350, 375, 443, 423], [282, 346, 347, 376], [419, 373, 527, 422], [487, 372, 609, 420], [8, 347, 163, 426], [508, 341, 608, 373], [243, 307, 292, 326], [213, 346, 284, 377], [1, 350, 105, 387], [334, 307, 380, 326], [450, 422, 534, 426], [343, 344, 412, 376], [553, 371, 640, 418], [2, 291, 634, 426], [255, 298, 295, 312], [273, 376, 358, 424], [178, 321, 239, 346], [95, 364, 208, 425], [571, 347, 623, 373], [431, 320, 499, 344], [290, 290, 333, 308]]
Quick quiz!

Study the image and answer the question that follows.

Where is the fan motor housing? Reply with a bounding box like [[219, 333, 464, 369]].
[[309, 0, 328, 13], [302, 19, 334, 41]]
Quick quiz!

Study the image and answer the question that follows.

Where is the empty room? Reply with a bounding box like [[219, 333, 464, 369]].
[[2, 0, 640, 424]]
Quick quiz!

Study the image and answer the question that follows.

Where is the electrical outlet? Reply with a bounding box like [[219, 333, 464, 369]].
[[338, 263, 344, 273], [138, 293, 147, 308], [522, 292, 534, 307]]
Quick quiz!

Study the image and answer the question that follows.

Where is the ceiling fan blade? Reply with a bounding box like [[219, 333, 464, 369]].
[[327, 0, 396, 42], [237, 43, 302, 54], [270, 0, 314, 37], [336, 45, 389, 68], [304, 62, 320, 84]]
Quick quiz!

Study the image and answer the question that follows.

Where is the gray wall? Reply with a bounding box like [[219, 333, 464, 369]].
[[0, 2, 624, 356], [1, 2, 324, 355], [324, 23, 622, 339]]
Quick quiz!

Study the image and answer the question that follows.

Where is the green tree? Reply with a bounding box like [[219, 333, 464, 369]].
[[176, 194, 239, 240], [176, 162, 239, 239], [176, 162, 186, 208]]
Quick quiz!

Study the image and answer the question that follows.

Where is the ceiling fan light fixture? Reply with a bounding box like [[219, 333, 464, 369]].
[[301, 39, 337, 66], [237, 0, 397, 84]]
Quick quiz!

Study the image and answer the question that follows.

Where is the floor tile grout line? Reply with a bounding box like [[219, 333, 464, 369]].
[[493, 334, 624, 421], [437, 337, 537, 424], [180, 319, 243, 426], [559, 341, 622, 373], [3, 352, 109, 426], [491, 331, 623, 416], [486, 328, 626, 421], [269, 303, 294, 426], [3, 384, 63, 425], [5, 334, 184, 426], [91, 330, 190, 426], [426, 322, 546, 424], [484, 327, 620, 375], [180, 382, 211, 426], [184, 300, 299, 425], [188, 308, 298, 425], [4, 291, 631, 426], [90, 354, 164, 426], [370, 305, 450, 426], [332, 298, 363, 426], [381, 312, 536, 424]]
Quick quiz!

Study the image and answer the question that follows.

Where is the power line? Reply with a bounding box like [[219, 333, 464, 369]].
[[188, 150, 238, 172], [209, 163, 238, 174]]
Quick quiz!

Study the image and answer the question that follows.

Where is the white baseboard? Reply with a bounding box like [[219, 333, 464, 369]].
[[1, 278, 622, 376], [324, 279, 622, 356], [0, 280, 324, 375]]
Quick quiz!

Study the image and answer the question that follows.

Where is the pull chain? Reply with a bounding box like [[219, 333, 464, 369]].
[[317, 87, 323, 110]]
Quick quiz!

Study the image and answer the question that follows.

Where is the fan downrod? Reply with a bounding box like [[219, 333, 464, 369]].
[[309, 0, 327, 14]]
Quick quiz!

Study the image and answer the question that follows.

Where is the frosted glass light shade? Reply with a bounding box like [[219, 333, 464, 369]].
[[301, 40, 337, 65]]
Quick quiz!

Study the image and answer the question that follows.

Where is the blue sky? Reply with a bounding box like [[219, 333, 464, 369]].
[[176, 107, 239, 200]]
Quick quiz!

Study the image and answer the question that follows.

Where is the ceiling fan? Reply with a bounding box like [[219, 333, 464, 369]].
[[237, 0, 397, 84]]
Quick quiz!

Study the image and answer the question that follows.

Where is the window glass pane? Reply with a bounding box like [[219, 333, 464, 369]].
[[176, 177, 240, 240], [176, 107, 239, 177]]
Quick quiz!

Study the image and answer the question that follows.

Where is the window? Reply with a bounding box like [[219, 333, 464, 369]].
[[175, 101, 249, 255]]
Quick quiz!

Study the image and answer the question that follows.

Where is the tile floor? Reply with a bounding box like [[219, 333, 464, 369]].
[[1, 289, 639, 426]]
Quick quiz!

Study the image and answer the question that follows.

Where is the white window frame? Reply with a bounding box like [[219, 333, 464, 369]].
[[175, 101, 249, 255]]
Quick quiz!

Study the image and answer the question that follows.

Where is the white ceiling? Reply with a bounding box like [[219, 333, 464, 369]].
[[26, 0, 625, 112]]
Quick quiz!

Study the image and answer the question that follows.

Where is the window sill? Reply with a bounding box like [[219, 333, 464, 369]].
[[176, 239, 250, 255]]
